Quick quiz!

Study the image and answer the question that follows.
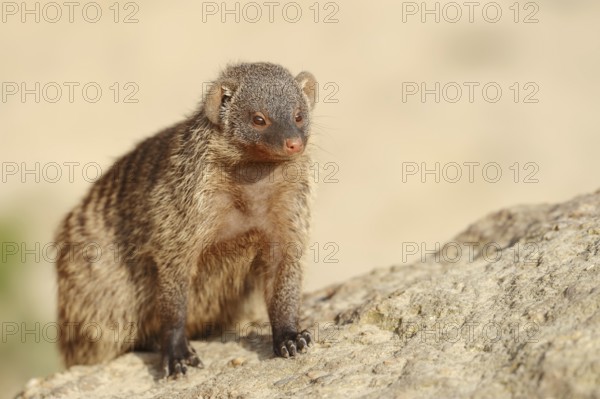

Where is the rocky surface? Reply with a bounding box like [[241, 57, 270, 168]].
[[18, 190, 600, 398]]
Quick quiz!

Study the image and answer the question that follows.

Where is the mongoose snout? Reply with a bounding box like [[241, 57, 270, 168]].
[[285, 137, 304, 155]]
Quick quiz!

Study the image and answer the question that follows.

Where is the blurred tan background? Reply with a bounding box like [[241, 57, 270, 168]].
[[1, 0, 599, 396]]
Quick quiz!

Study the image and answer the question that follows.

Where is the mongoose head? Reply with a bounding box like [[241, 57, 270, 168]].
[[203, 62, 317, 162]]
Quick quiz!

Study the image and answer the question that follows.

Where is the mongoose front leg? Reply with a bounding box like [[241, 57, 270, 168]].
[[268, 261, 313, 358], [157, 261, 203, 377]]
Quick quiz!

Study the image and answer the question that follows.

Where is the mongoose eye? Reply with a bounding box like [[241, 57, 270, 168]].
[[295, 114, 303, 123], [252, 113, 267, 127]]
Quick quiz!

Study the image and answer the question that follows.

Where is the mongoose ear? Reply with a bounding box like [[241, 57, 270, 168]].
[[204, 79, 237, 125], [295, 71, 317, 110]]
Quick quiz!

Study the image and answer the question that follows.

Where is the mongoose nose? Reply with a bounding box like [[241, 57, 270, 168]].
[[285, 138, 304, 155]]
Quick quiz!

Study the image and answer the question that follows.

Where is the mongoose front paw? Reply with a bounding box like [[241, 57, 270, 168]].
[[161, 330, 204, 378], [274, 329, 313, 358]]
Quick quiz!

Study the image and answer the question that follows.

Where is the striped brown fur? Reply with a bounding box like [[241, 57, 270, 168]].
[[55, 62, 317, 377]]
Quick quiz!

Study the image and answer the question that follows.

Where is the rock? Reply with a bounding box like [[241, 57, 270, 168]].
[[17, 190, 600, 398], [229, 357, 245, 367]]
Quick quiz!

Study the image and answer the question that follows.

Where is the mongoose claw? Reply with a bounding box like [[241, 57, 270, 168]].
[[162, 337, 204, 379], [162, 352, 204, 379], [274, 330, 313, 358], [187, 352, 202, 368], [299, 329, 313, 349]]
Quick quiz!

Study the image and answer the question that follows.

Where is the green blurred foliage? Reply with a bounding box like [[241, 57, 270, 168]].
[[0, 218, 62, 399], [0, 221, 21, 296]]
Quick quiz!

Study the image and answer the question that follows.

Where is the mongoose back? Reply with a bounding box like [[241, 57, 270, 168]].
[[55, 62, 317, 376]]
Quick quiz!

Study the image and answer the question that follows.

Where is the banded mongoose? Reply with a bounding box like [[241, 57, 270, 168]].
[[55, 62, 317, 377]]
